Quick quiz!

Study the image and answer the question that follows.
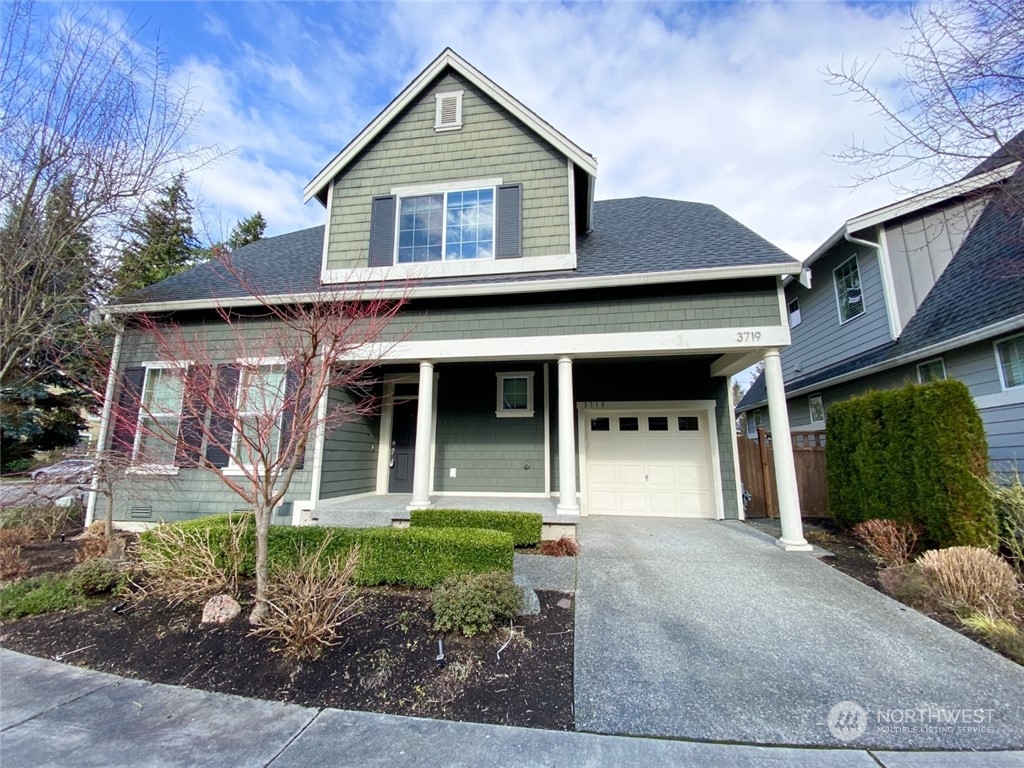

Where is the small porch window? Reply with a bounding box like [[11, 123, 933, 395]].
[[496, 371, 534, 418]]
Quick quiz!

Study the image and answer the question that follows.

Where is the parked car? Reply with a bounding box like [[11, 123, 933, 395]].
[[30, 459, 96, 484]]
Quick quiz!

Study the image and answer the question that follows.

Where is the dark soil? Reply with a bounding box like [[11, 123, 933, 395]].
[[0, 560, 574, 729]]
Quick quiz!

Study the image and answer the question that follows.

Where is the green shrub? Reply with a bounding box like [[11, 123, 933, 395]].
[[68, 558, 121, 596], [826, 380, 996, 548], [991, 474, 1024, 575], [139, 514, 514, 588], [961, 612, 1024, 665], [0, 573, 83, 620], [432, 571, 523, 637], [410, 509, 542, 547]]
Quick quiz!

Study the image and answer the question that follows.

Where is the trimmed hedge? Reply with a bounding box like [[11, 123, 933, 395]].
[[410, 509, 542, 547], [826, 380, 996, 548], [139, 514, 513, 588]]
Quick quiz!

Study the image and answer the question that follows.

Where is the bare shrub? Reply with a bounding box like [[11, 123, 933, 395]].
[[251, 539, 361, 660], [135, 515, 251, 605], [878, 565, 941, 613], [992, 474, 1024, 577], [916, 546, 1021, 620], [75, 535, 109, 563], [0, 545, 28, 582], [0, 527, 32, 548], [539, 536, 580, 557], [12, 504, 82, 540], [852, 519, 922, 567]]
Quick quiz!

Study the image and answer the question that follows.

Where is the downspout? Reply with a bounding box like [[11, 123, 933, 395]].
[[85, 317, 123, 528]]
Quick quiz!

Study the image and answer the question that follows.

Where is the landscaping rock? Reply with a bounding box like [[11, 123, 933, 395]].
[[202, 595, 240, 624], [513, 574, 541, 616], [556, 598, 572, 610]]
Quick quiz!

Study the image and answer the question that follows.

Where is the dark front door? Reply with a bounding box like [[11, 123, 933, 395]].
[[388, 399, 417, 493]]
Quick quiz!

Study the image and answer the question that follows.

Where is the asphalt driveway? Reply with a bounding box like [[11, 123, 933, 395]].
[[573, 517, 1024, 749]]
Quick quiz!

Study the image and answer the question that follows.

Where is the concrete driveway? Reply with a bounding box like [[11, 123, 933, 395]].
[[574, 517, 1024, 749]]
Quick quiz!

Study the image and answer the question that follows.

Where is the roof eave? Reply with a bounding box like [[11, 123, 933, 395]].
[[303, 48, 598, 205]]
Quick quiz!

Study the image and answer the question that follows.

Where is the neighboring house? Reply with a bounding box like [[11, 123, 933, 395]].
[[90, 49, 811, 548], [737, 144, 1024, 477]]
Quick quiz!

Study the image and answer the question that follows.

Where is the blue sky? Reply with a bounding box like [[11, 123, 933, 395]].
[[83, 1, 926, 257]]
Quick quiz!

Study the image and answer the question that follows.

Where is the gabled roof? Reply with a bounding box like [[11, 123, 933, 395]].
[[738, 176, 1024, 412], [114, 197, 799, 311], [303, 48, 598, 205]]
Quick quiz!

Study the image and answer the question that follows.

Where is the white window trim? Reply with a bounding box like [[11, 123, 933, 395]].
[[808, 393, 825, 425], [916, 357, 947, 384], [129, 362, 189, 475], [994, 333, 1024, 391], [788, 297, 801, 328], [393, 182, 499, 267], [833, 255, 866, 325], [434, 90, 463, 132], [227, 362, 288, 473], [496, 371, 535, 418]]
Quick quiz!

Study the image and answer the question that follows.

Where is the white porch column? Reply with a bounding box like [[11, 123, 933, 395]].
[[407, 361, 434, 511], [556, 357, 579, 515], [764, 349, 811, 551]]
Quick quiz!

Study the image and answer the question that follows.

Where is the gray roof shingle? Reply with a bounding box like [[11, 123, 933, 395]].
[[124, 197, 798, 305]]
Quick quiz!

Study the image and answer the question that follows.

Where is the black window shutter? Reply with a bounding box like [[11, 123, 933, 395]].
[[110, 367, 145, 455], [368, 195, 397, 267], [279, 367, 310, 470], [205, 364, 239, 469], [495, 183, 523, 259], [175, 365, 211, 468]]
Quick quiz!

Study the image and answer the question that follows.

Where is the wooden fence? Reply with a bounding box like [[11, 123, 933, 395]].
[[737, 427, 829, 518]]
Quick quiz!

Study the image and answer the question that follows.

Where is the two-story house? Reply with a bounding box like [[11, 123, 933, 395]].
[[738, 144, 1023, 477], [90, 49, 813, 549]]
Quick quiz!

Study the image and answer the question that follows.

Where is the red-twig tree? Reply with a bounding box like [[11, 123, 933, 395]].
[[99, 258, 408, 623]]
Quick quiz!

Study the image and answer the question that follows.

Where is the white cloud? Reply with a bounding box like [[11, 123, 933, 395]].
[[166, 1, 926, 258]]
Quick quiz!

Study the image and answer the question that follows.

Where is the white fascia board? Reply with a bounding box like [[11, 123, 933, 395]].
[[745, 313, 1024, 408], [357, 324, 790, 364], [322, 252, 574, 284], [103, 261, 797, 315], [303, 48, 597, 204], [846, 164, 1017, 233]]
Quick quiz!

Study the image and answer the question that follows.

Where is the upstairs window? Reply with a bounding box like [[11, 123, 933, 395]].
[[398, 188, 494, 263], [834, 256, 865, 323], [995, 334, 1024, 390], [788, 297, 801, 327], [917, 358, 947, 384]]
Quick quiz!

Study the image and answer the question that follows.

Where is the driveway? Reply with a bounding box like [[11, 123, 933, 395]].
[[574, 517, 1024, 749]]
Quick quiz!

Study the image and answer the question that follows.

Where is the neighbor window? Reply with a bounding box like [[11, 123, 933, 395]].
[[808, 394, 825, 424], [917, 358, 947, 384], [748, 409, 764, 437], [496, 372, 534, 417], [397, 188, 494, 263], [135, 366, 185, 467], [834, 256, 865, 323], [788, 297, 802, 328], [995, 334, 1024, 390], [231, 364, 287, 468]]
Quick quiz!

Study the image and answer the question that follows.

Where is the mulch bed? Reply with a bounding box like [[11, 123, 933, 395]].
[[0, 535, 575, 729]]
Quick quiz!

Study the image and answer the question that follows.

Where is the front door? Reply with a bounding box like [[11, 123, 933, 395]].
[[388, 398, 417, 493]]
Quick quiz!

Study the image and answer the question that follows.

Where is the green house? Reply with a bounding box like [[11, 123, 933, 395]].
[[95, 49, 811, 549]]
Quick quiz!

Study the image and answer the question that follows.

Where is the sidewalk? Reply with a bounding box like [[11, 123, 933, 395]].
[[2, 650, 1021, 767]]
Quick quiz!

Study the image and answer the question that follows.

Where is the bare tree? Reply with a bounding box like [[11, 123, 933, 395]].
[[826, 0, 1023, 190], [107, 260, 408, 623], [0, 0, 211, 387]]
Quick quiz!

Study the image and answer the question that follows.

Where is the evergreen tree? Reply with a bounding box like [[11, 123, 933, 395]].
[[227, 211, 267, 250], [111, 172, 202, 297]]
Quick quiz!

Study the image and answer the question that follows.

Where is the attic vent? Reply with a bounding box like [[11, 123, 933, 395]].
[[435, 90, 463, 132]]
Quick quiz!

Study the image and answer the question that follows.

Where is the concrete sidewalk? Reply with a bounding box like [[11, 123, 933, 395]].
[[574, 517, 1024, 750], [2, 650, 1021, 767]]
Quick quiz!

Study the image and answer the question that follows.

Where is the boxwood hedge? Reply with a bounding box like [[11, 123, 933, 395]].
[[138, 514, 513, 588], [410, 509, 542, 547], [825, 379, 996, 548]]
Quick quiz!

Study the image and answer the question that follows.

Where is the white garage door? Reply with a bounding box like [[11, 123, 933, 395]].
[[585, 408, 715, 518]]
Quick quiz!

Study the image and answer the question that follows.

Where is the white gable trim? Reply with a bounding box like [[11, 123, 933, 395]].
[[303, 48, 597, 203]]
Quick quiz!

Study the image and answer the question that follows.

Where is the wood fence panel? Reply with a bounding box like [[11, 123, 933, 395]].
[[737, 429, 829, 519]]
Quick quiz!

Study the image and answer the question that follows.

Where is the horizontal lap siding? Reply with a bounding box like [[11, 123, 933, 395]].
[[326, 70, 569, 272], [982, 403, 1024, 475], [783, 243, 891, 380], [319, 387, 379, 499]]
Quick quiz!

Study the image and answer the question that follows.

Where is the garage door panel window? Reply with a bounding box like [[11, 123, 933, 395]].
[[678, 416, 699, 431], [619, 417, 639, 431], [647, 416, 668, 431], [590, 417, 610, 431]]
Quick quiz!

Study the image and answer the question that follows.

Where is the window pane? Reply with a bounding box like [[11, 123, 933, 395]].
[[138, 419, 178, 464], [998, 336, 1024, 389], [809, 395, 825, 423], [398, 194, 443, 264], [590, 417, 610, 432], [445, 188, 494, 260], [678, 416, 699, 431], [788, 298, 801, 328], [835, 258, 864, 322], [502, 377, 528, 410], [619, 417, 639, 431], [918, 359, 946, 384], [144, 368, 183, 415], [648, 416, 668, 431]]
